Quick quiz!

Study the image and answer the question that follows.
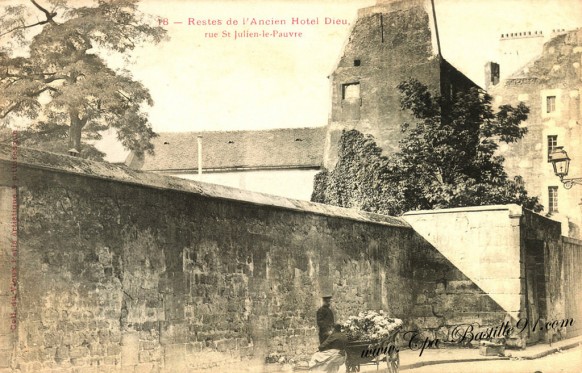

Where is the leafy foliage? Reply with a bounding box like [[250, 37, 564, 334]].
[[0, 0, 167, 159], [312, 79, 543, 215]]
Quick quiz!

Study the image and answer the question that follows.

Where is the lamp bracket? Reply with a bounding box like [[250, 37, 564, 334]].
[[560, 177, 582, 189]]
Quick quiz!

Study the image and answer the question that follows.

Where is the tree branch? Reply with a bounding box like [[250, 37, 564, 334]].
[[117, 90, 132, 101], [0, 0, 58, 38], [0, 19, 47, 38], [3, 71, 68, 84], [30, 0, 57, 25], [0, 103, 19, 119], [0, 85, 56, 118]]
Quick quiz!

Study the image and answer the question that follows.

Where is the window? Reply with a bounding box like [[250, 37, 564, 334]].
[[547, 135, 558, 162], [548, 186, 558, 213], [354, 59, 361, 66], [342, 82, 360, 100], [546, 96, 556, 113]]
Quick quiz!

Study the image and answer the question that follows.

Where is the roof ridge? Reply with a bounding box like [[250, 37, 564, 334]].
[[155, 126, 326, 136]]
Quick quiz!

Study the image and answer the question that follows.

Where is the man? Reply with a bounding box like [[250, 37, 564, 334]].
[[316, 295, 334, 344], [318, 324, 348, 352], [308, 324, 348, 372]]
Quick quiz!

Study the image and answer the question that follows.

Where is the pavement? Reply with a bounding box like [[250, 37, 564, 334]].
[[266, 335, 582, 373], [356, 335, 582, 372]]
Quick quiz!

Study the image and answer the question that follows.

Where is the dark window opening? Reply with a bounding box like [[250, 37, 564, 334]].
[[354, 59, 361, 67]]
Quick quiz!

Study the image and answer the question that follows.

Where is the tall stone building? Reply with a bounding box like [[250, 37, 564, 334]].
[[323, 0, 475, 168], [488, 28, 582, 236]]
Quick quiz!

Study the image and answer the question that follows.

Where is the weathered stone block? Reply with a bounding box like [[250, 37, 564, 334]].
[[435, 283, 446, 294], [479, 341, 505, 356], [135, 363, 155, 373], [414, 316, 444, 329], [139, 350, 152, 363], [121, 332, 139, 366], [70, 356, 89, 366], [73, 366, 101, 373], [140, 340, 158, 351], [109, 330, 121, 344], [69, 346, 90, 359], [410, 304, 433, 317], [446, 280, 479, 293], [106, 343, 122, 357], [444, 315, 481, 327], [102, 356, 119, 366], [17, 362, 41, 373], [187, 342, 204, 354]]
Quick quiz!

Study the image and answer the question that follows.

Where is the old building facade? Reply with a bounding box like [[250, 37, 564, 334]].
[[488, 28, 582, 236], [323, 0, 475, 169]]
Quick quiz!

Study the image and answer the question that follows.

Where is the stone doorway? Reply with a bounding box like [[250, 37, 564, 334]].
[[524, 239, 547, 345]]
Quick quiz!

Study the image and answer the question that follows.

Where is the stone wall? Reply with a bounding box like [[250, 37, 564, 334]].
[[520, 210, 582, 340], [561, 237, 582, 338], [524, 208, 582, 340], [0, 146, 510, 373], [403, 205, 524, 321], [403, 206, 581, 346]]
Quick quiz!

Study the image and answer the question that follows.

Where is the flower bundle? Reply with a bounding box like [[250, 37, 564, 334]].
[[342, 310, 403, 341]]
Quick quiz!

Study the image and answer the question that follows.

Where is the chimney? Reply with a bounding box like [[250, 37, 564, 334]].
[[484, 61, 500, 89], [197, 136, 203, 175]]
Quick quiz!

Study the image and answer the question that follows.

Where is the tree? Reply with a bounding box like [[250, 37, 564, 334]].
[[312, 79, 543, 215], [0, 0, 166, 159]]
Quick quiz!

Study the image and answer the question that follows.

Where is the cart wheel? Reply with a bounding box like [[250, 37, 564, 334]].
[[346, 362, 360, 372], [386, 352, 399, 373]]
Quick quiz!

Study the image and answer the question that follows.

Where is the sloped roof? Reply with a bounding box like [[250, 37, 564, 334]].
[[127, 127, 326, 172], [502, 28, 582, 84]]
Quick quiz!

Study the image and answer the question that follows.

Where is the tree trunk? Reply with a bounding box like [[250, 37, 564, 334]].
[[68, 110, 84, 151]]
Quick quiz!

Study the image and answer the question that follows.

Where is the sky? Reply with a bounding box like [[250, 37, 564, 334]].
[[3, 0, 582, 139], [116, 0, 582, 134]]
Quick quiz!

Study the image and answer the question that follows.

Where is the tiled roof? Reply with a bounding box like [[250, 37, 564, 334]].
[[127, 127, 326, 172]]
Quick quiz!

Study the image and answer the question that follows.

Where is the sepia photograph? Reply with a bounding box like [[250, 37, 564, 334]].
[[1, 0, 581, 372]]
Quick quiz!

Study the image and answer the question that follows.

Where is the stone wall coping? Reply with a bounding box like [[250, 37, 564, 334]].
[[563, 236, 582, 246], [403, 204, 524, 217], [1, 145, 410, 229]]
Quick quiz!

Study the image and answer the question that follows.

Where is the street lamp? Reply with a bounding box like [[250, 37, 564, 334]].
[[549, 146, 582, 189]]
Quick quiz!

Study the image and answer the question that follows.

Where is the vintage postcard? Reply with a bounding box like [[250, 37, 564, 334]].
[[0, 0, 581, 372]]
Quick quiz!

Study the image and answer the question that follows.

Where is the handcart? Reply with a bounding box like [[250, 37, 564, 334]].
[[344, 330, 399, 373]]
